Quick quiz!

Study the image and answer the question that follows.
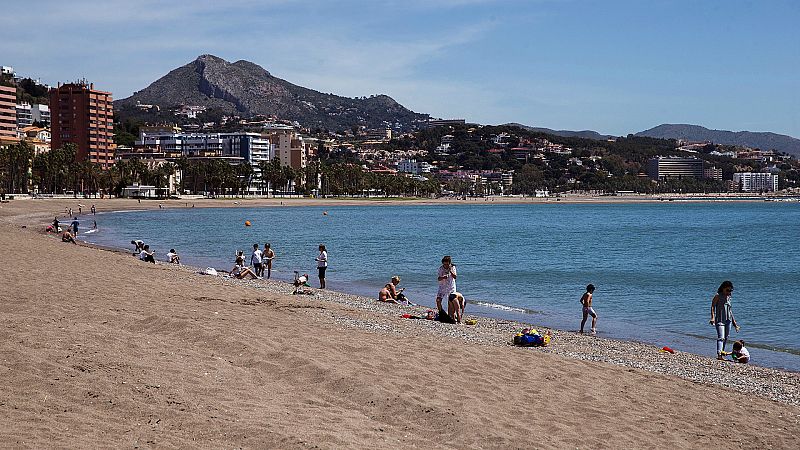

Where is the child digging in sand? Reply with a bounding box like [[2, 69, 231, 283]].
[[721, 340, 750, 364], [580, 284, 598, 335]]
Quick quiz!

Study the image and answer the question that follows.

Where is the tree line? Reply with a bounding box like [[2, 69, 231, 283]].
[[0, 141, 440, 198]]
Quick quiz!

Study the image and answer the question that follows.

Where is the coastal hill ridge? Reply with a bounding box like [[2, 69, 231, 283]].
[[636, 123, 800, 156], [115, 54, 428, 131]]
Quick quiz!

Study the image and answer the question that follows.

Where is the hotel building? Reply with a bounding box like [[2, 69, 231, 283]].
[[646, 156, 704, 180], [50, 82, 116, 168]]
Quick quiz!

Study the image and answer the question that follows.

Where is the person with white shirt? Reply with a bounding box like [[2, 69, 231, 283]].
[[436, 255, 457, 312], [251, 243, 263, 277], [315, 244, 328, 289], [167, 249, 180, 264]]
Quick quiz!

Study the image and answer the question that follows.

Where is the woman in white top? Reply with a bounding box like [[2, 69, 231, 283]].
[[315, 244, 328, 289]]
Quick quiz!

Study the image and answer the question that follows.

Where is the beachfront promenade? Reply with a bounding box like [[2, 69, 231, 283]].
[[0, 198, 798, 448]]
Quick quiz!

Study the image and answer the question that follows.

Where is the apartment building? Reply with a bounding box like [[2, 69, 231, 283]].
[[50, 82, 115, 168], [733, 172, 778, 192], [0, 84, 16, 143], [703, 166, 723, 181], [396, 159, 433, 175]]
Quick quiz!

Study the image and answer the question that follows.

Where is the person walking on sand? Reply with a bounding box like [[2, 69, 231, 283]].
[[710, 280, 740, 360], [263, 243, 275, 279], [436, 256, 457, 312], [316, 244, 328, 289], [251, 243, 263, 277], [580, 284, 598, 335]]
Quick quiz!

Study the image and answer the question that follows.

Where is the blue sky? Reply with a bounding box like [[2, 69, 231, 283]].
[[2, 0, 798, 136]]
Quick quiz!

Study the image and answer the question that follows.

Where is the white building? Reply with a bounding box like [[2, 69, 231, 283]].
[[733, 172, 778, 192], [397, 159, 433, 175]]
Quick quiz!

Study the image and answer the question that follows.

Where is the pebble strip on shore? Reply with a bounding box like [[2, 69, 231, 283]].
[[183, 267, 800, 408]]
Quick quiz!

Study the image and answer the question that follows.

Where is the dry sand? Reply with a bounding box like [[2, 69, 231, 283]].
[[1, 198, 798, 448]]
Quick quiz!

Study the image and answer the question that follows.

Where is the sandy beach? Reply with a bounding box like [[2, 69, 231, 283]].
[[1, 198, 798, 448]]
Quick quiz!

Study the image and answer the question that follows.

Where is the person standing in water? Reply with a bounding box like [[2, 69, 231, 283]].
[[710, 280, 740, 360], [251, 243, 263, 277], [579, 284, 598, 335], [263, 243, 275, 279], [315, 244, 328, 289]]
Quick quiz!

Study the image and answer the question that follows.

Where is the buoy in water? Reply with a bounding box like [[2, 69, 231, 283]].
[[244, 220, 252, 227]]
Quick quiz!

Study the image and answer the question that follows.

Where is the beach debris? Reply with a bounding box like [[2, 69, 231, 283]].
[[660, 346, 676, 354], [464, 318, 477, 325], [203, 267, 218, 276]]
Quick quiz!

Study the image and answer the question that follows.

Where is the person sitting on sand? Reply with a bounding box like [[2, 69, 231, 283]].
[[379, 276, 407, 304], [580, 284, 598, 335], [167, 249, 181, 264], [139, 245, 156, 264], [52, 217, 60, 233], [61, 230, 77, 244], [448, 292, 466, 324], [231, 255, 259, 279]]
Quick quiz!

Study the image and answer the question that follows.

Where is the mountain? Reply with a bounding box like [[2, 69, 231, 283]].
[[506, 123, 613, 140], [636, 124, 800, 156], [115, 54, 428, 131]]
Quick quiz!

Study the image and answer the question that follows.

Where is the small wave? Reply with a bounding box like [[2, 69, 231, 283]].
[[470, 301, 541, 315]]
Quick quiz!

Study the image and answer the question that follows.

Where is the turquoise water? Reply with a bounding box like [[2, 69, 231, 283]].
[[82, 202, 800, 371]]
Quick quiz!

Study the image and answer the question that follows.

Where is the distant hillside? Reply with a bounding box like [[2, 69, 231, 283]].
[[115, 54, 429, 131], [636, 124, 800, 157], [506, 123, 613, 140]]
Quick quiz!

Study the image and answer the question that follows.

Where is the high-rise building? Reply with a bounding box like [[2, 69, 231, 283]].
[[50, 82, 115, 168], [733, 172, 778, 192], [0, 84, 16, 143], [646, 156, 704, 180]]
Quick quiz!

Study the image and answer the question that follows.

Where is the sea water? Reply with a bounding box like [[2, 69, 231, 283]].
[[83, 202, 800, 371]]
